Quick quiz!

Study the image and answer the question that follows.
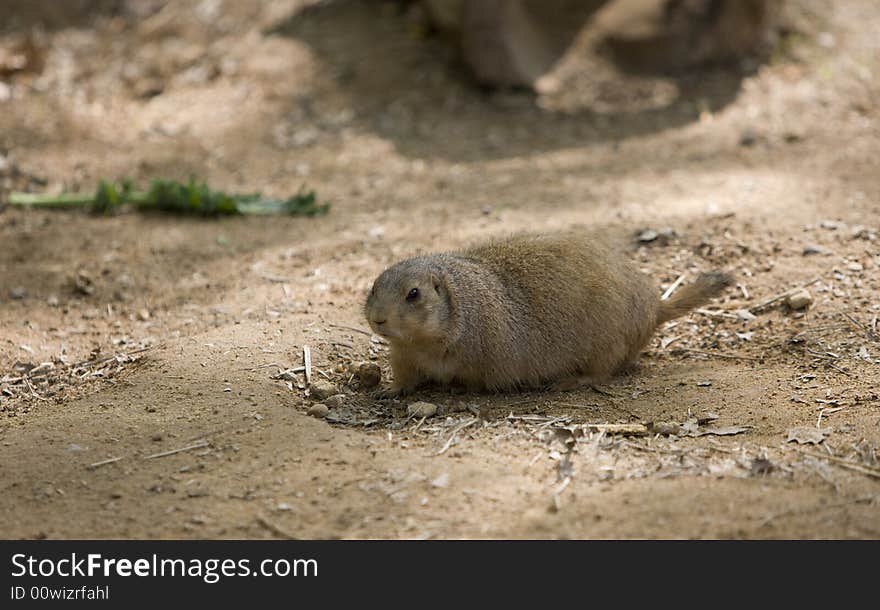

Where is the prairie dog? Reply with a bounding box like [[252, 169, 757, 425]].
[[364, 231, 730, 396]]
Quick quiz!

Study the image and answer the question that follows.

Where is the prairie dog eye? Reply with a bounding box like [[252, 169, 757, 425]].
[[406, 288, 419, 302]]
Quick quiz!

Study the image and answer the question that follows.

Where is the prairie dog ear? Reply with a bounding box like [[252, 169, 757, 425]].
[[429, 272, 443, 295]]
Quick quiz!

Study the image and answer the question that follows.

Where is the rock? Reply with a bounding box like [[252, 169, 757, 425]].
[[802, 244, 826, 256], [637, 229, 658, 242], [309, 380, 338, 401], [354, 361, 382, 389], [307, 403, 329, 418], [785, 289, 813, 311], [323, 394, 347, 409], [46, 295, 59, 307], [637, 227, 675, 245], [735, 309, 757, 321], [137, 308, 151, 321], [847, 262, 864, 272], [739, 128, 758, 147], [9, 286, 26, 299], [407, 401, 438, 418]]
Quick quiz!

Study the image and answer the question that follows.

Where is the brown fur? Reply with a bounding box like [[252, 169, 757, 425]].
[[364, 231, 731, 395]]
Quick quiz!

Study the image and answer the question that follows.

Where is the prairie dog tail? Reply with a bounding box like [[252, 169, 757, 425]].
[[657, 271, 732, 324]]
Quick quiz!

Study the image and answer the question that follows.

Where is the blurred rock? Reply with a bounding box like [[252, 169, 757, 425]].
[[354, 361, 382, 389], [407, 401, 438, 417], [309, 380, 338, 401], [307, 403, 329, 418], [785, 289, 812, 310], [422, 0, 776, 88], [323, 394, 347, 409], [424, 0, 600, 88], [600, 0, 773, 72]]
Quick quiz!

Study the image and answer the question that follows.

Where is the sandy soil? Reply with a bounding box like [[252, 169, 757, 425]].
[[1, 0, 879, 539]]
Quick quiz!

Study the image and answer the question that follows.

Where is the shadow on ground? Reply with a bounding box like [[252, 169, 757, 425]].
[[271, 0, 758, 162]]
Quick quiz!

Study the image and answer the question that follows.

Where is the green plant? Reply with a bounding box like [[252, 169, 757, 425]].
[[7, 177, 330, 217]]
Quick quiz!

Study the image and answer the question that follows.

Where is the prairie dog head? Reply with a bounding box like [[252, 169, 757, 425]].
[[364, 258, 452, 344]]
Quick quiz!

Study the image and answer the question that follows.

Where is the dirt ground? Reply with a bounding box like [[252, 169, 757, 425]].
[[1, 0, 879, 539]]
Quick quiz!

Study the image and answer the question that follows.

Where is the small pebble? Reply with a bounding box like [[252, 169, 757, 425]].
[[735, 309, 757, 321], [355, 361, 382, 389], [739, 128, 758, 147], [307, 403, 329, 418], [636, 227, 675, 245], [637, 229, 658, 242], [323, 394, 346, 409], [151, 433, 163, 442], [785, 289, 813, 310], [9, 286, 26, 300], [309, 380, 338, 401], [407, 401, 438, 418]]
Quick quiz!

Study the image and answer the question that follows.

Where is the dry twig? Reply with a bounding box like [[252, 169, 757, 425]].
[[303, 345, 312, 386], [143, 440, 210, 461]]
